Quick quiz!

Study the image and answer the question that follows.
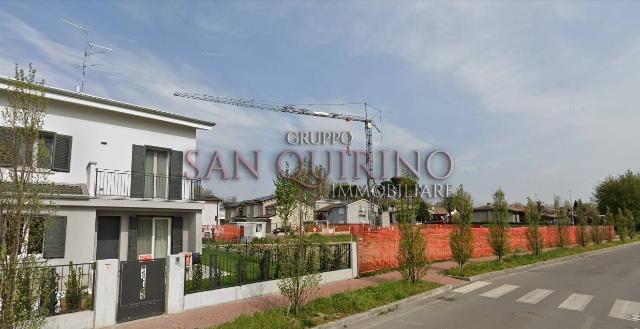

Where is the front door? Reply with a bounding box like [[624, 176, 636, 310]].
[[96, 216, 120, 260]]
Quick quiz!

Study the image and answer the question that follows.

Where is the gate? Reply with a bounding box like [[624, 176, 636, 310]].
[[117, 258, 166, 323]]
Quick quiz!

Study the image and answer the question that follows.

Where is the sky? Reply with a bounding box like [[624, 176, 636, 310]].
[[1, 1, 640, 205]]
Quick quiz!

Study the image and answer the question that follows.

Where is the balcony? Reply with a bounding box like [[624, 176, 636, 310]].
[[94, 168, 201, 201]]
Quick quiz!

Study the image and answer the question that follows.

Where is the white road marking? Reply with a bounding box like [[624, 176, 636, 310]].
[[480, 284, 520, 298], [452, 281, 492, 294], [558, 293, 594, 311], [609, 299, 640, 321], [516, 289, 554, 304]]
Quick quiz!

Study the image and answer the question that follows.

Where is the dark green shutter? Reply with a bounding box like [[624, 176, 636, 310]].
[[51, 134, 72, 172], [127, 217, 138, 260], [130, 145, 146, 198], [43, 216, 66, 259], [171, 217, 183, 254], [168, 150, 183, 200]]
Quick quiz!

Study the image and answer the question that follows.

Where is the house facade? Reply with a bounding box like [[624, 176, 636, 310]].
[[472, 203, 525, 224], [225, 195, 314, 233], [315, 199, 377, 224], [0, 77, 215, 266], [201, 194, 225, 238]]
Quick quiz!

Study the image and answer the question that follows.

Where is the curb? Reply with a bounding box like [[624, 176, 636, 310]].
[[312, 284, 453, 329], [468, 240, 640, 281]]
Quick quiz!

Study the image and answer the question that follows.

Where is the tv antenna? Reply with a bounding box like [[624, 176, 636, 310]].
[[61, 19, 112, 93]]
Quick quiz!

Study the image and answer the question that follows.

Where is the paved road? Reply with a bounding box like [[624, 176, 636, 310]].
[[351, 243, 640, 329]]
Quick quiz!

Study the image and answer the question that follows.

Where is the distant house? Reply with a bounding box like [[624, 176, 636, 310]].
[[200, 194, 225, 238], [225, 195, 313, 233], [430, 207, 450, 223], [315, 199, 378, 224], [472, 203, 525, 223]]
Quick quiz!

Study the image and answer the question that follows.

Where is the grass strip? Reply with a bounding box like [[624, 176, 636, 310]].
[[444, 238, 640, 278], [212, 280, 441, 329]]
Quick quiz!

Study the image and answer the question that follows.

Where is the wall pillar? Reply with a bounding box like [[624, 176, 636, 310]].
[[166, 254, 185, 314], [86, 161, 97, 197], [93, 259, 119, 328], [350, 241, 358, 278]]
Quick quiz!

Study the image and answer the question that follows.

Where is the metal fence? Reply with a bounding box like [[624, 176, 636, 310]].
[[8, 262, 96, 317], [185, 242, 351, 294], [95, 168, 201, 200]]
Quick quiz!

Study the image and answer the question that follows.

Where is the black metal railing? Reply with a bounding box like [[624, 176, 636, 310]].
[[184, 242, 351, 294], [95, 168, 201, 200]]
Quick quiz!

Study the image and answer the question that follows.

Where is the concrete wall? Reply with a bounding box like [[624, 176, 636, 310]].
[[44, 310, 94, 329]]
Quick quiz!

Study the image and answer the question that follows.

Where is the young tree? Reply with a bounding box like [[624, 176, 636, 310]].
[[449, 185, 474, 274], [277, 237, 322, 315], [555, 196, 570, 248], [624, 208, 636, 239], [274, 164, 299, 234], [0, 65, 56, 329], [575, 200, 589, 247], [587, 205, 602, 245], [603, 208, 615, 243], [488, 188, 510, 262], [615, 208, 628, 241], [396, 197, 428, 283], [290, 158, 328, 235], [525, 198, 544, 256]]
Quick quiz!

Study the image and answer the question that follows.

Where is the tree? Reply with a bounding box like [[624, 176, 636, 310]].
[[575, 200, 589, 247], [396, 197, 428, 283], [274, 164, 299, 234], [277, 237, 322, 315], [449, 185, 474, 274], [603, 208, 615, 243], [555, 196, 570, 248], [586, 205, 602, 245], [289, 158, 328, 235], [624, 208, 636, 239], [524, 198, 544, 256], [594, 170, 640, 232], [615, 208, 628, 241], [488, 189, 510, 262], [0, 65, 56, 329]]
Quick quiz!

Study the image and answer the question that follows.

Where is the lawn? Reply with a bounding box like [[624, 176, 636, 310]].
[[212, 280, 442, 329], [443, 238, 640, 278]]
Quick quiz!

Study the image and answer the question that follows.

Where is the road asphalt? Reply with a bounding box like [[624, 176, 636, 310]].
[[350, 243, 640, 329]]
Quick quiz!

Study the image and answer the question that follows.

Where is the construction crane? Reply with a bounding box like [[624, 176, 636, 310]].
[[173, 92, 382, 226]]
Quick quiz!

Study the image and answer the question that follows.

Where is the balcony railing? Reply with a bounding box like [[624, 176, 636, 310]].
[[95, 169, 201, 200]]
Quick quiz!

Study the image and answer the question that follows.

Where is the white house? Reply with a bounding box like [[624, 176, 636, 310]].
[[315, 199, 378, 224], [201, 194, 225, 238], [0, 77, 215, 266]]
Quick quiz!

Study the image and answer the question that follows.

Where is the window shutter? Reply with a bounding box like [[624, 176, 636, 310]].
[[43, 216, 66, 259], [127, 217, 138, 260], [130, 145, 146, 198], [171, 217, 183, 254], [51, 134, 72, 172], [168, 150, 183, 200]]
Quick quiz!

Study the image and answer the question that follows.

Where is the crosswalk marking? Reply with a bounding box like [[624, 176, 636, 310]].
[[480, 284, 520, 298], [452, 281, 492, 294], [558, 293, 593, 311], [516, 289, 554, 304], [608, 299, 640, 321]]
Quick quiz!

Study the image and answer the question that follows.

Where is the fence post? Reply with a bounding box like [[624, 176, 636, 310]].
[[349, 242, 358, 278], [166, 254, 185, 314], [93, 259, 119, 328]]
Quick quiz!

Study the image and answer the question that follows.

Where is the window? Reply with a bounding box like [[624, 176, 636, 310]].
[[256, 224, 262, 233], [0, 128, 72, 172], [144, 148, 170, 198], [338, 207, 345, 215], [135, 217, 171, 259], [266, 206, 276, 216]]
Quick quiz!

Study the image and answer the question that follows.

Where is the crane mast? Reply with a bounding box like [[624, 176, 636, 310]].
[[173, 91, 380, 226]]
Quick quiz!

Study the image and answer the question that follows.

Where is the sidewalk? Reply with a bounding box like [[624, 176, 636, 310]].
[[110, 263, 464, 329]]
